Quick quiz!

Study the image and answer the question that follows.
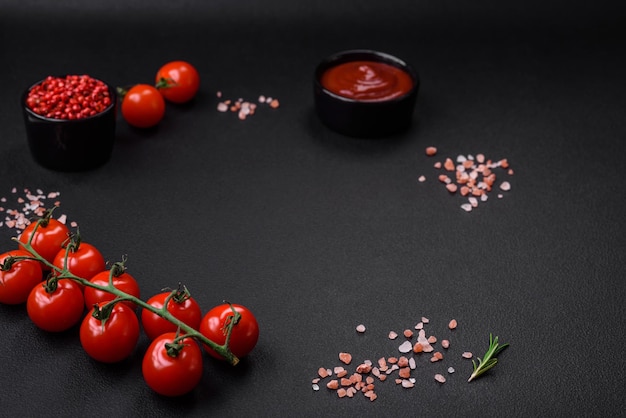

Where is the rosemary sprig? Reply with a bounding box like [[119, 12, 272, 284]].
[[468, 333, 509, 382]]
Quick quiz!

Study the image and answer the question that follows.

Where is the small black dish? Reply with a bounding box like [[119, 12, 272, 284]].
[[22, 77, 117, 171], [314, 49, 419, 138]]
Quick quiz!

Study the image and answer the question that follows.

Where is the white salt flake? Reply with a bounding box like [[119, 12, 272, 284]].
[[398, 341, 413, 353]]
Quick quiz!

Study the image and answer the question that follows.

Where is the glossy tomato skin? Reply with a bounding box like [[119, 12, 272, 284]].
[[121, 84, 165, 128], [27, 279, 85, 332], [84, 269, 141, 310], [80, 302, 140, 363], [156, 61, 200, 104], [142, 332, 203, 397], [0, 250, 43, 305], [141, 291, 203, 340], [18, 218, 70, 267], [52, 242, 106, 283], [199, 303, 259, 360]]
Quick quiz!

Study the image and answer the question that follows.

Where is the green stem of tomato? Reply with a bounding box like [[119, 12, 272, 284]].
[[13, 236, 241, 366]]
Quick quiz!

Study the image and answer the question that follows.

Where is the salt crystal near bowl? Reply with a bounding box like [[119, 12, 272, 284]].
[[22, 75, 117, 171], [314, 49, 419, 138]]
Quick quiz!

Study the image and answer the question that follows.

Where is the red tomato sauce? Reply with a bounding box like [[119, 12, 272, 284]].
[[320, 60, 413, 102]]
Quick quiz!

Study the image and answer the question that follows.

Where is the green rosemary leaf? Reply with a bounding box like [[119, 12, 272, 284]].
[[467, 333, 509, 382]]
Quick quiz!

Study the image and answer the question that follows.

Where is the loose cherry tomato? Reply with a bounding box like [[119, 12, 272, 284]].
[[18, 213, 70, 268], [83, 262, 140, 310], [121, 84, 165, 128], [0, 250, 43, 305], [141, 287, 202, 340], [155, 61, 200, 104], [27, 278, 85, 332], [142, 332, 203, 397], [80, 302, 140, 363], [199, 303, 259, 360], [52, 236, 105, 283]]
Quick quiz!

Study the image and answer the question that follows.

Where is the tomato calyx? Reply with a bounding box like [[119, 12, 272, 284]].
[[221, 301, 242, 344], [115, 86, 130, 101], [167, 282, 192, 304], [108, 257, 128, 279], [162, 330, 190, 358], [33, 207, 56, 229], [89, 299, 133, 331], [0, 254, 34, 272], [155, 77, 178, 90], [62, 229, 83, 253], [42, 275, 60, 293]]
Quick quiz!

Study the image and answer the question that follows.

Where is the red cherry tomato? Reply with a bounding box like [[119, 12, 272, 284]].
[[142, 332, 203, 397], [121, 84, 165, 128], [18, 216, 70, 267], [0, 250, 43, 305], [80, 302, 140, 363], [199, 303, 259, 360], [83, 264, 140, 310], [155, 61, 200, 104], [52, 240, 106, 283], [141, 289, 202, 340], [27, 278, 85, 332]]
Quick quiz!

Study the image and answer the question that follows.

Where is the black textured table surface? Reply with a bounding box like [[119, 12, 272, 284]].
[[1, 1, 625, 417]]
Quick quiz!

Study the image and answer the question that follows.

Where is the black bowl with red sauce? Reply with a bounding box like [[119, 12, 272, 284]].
[[314, 49, 419, 138], [22, 75, 117, 171]]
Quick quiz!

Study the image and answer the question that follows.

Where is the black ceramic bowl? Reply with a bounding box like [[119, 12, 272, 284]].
[[314, 49, 419, 138], [22, 76, 117, 171]]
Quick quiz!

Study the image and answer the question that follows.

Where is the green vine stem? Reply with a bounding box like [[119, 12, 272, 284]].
[[11, 219, 240, 366]]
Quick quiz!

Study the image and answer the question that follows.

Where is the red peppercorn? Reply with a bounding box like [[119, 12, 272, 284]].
[[26, 75, 112, 120]]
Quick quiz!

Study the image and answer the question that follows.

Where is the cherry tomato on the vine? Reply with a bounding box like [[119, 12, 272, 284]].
[[141, 289, 202, 340], [27, 278, 85, 332], [18, 215, 70, 267], [52, 240, 105, 284], [142, 332, 203, 397], [83, 263, 140, 310], [0, 250, 43, 305], [121, 84, 165, 128], [199, 303, 259, 360], [80, 302, 140, 363], [155, 61, 200, 104]]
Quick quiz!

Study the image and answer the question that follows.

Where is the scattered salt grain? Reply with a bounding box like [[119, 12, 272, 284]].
[[339, 352, 352, 365], [356, 324, 366, 333], [434, 374, 446, 383], [216, 92, 279, 120], [1, 188, 69, 233], [388, 331, 398, 340], [398, 341, 413, 353], [448, 367, 455, 374], [425, 146, 437, 156], [418, 150, 513, 211], [448, 319, 458, 330], [462, 352, 473, 359]]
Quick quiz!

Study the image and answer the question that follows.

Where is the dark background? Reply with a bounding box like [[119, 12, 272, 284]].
[[1, 1, 625, 416]]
